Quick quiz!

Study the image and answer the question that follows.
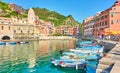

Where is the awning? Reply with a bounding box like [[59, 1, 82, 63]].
[[111, 31, 120, 34], [105, 31, 120, 35]]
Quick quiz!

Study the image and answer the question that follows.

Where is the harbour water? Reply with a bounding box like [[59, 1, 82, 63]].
[[0, 40, 97, 73]]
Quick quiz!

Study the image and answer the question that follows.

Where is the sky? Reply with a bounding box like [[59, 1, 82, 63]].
[[3, 0, 117, 23]]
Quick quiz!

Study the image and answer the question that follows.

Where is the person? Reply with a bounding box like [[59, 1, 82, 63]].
[[59, 49, 64, 55]]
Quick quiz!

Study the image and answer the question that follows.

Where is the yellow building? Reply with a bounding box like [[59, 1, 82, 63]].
[[0, 17, 14, 41], [0, 8, 55, 41]]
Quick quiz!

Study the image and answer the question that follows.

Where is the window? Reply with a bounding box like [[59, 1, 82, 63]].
[[114, 8, 116, 11], [21, 30, 23, 33], [102, 22, 104, 26], [1, 26, 4, 30], [105, 21, 108, 25], [111, 14, 114, 17], [111, 20, 114, 24], [14, 30, 16, 33], [9, 26, 10, 30], [105, 15, 108, 18]]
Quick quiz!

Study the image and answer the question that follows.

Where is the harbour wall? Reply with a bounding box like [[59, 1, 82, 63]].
[[96, 40, 120, 73]]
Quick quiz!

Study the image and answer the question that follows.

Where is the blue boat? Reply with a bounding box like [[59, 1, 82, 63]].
[[6, 42, 17, 45], [0, 42, 6, 45], [76, 40, 99, 48]]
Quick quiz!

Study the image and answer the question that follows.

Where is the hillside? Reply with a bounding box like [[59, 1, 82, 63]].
[[33, 8, 80, 26], [0, 1, 27, 18], [0, 1, 80, 26], [63, 15, 80, 26]]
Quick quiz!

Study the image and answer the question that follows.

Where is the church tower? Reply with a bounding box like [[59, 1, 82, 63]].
[[28, 8, 37, 25]]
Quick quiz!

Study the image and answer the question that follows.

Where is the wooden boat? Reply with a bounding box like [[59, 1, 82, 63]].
[[51, 59, 86, 69]]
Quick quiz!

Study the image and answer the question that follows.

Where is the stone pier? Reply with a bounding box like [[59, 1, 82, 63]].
[[96, 41, 120, 73]]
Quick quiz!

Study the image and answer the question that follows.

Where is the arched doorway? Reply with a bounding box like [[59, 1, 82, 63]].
[[2, 36, 10, 40]]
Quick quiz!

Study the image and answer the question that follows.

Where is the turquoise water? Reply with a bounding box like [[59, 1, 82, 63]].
[[0, 40, 97, 73]]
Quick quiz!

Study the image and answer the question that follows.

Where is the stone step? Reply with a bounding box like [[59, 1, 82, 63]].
[[99, 58, 115, 65], [96, 69, 110, 73], [97, 64, 113, 71], [110, 62, 120, 73]]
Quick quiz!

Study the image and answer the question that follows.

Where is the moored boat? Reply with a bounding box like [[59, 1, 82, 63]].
[[70, 46, 104, 56], [51, 59, 86, 69], [60, 51, 100, 61], [20, 41, 28, 44], [6, 42, 17, 45], [0, 42, 6, 45], [17, 41, 29, 44]]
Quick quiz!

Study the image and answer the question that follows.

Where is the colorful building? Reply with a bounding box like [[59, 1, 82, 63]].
[[0, 8, 55, 41], [56, 25, 79, 36], [83, 0, 120, 38], [0, 17, 14, 40], [82, 16, 94, 37]]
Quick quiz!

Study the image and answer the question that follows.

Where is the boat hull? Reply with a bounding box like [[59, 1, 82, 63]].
[[51, 59, 86, 69]]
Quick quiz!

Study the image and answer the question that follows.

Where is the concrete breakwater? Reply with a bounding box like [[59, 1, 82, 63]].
[[96, 40, 120, 73]]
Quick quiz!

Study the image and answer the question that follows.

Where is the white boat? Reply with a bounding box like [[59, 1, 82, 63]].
[[20, 41, 28, 44], [17, 41, 29, 44], [70, 46, 104, 56], [51, 59, 86, 69], [60, 51, 100, 61]]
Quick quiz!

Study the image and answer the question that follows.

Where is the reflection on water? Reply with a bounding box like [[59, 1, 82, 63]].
[[0, 40, 79, 73]]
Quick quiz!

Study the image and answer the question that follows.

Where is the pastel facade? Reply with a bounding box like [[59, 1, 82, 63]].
[[12, 17, 34, 39], [83, 16, 94, 37], [0, 17, 14, 40], [34, 19, 55, 36], [56, 25, 79, 36], [0, 8, 55, 40], [83, 0, 120, 38]]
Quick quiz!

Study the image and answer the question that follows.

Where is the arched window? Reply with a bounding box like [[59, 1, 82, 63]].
[[2, 36, 10, 40]]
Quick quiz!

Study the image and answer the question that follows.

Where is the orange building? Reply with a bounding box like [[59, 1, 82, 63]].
[[83, 0, 120, 38]]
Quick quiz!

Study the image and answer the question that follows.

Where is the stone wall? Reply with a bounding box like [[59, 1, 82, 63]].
[[96, 40, 120, 73]]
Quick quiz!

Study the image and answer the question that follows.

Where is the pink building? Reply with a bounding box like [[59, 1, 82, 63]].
[[83, 0, 120, 38]]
